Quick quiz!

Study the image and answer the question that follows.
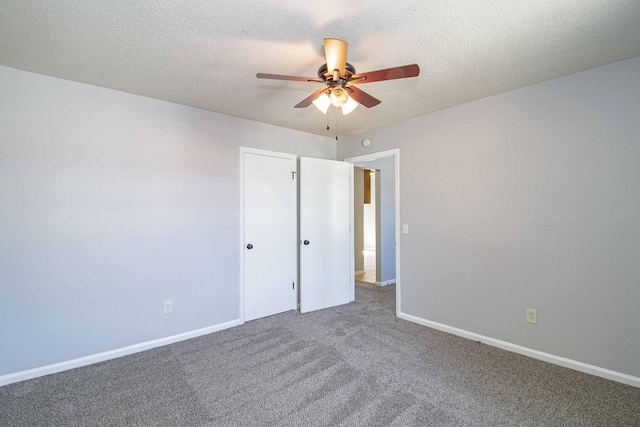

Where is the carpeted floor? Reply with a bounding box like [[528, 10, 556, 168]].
[[2, 282, 640, 426]]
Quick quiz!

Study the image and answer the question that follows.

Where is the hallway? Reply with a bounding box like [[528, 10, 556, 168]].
[[356, 250, 376, 284]]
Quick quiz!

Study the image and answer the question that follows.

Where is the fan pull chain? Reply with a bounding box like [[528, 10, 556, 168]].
[[335, 108, 338, 141]]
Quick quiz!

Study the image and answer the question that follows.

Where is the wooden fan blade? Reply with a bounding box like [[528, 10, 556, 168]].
[[324, 38, 348, 78], [346, 86, 381, 108], [350, 64, 420, 84], [294, 87, 328, 108], [257, 73, 323, 83]]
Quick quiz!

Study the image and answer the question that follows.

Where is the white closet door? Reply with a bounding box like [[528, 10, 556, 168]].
[[243, 150, 296, 321], [299, 157, 353, 313]]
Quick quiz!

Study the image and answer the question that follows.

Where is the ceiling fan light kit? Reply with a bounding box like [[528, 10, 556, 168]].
[[330, 87, 349, 107], [311, 91, 358, 115], [341, 96, 359, 115], [312, 93, 331, 114], [257, 38, 420, 123]]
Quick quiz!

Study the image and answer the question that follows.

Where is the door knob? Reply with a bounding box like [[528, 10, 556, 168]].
[[246, 243, 253, 249], [303, 240, 310, 245]]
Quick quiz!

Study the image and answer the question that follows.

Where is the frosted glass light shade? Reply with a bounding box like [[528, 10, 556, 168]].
[[330, 87, 348, 107], [312, 93, 330, 114], [341, 96, 358, 115]]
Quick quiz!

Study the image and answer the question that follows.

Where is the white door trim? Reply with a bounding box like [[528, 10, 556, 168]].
[[349, 165, 355, 302], [343, 149, 401, 315], [239, 147, 298, 323]]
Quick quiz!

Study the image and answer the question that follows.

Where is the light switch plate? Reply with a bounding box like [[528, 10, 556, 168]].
[[402, 224, 409, 234]]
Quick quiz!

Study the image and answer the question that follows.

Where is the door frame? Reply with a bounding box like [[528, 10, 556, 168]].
[[343, 149, 401, 315], [239, 147, 298, 323]]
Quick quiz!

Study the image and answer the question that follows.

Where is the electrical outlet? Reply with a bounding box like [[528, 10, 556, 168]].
[[526, 308, 537, 324], [163, 300, 172, 315]]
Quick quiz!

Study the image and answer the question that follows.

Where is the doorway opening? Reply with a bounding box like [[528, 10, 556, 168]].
[[344, 149, 401, 315], [355, 168, 377, 284]]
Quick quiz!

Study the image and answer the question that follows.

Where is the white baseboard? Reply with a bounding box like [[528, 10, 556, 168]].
[[397, 312, 640, 389], [0, 318, 243, 387], [354, 270, 365, 276], [375, 279, 396, 287]]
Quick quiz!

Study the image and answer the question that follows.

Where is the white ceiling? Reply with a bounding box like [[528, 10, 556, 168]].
[[2, 1, 639, 137]]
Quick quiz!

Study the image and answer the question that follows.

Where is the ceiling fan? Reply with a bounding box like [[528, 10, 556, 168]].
[[256, 38, 420, 115]]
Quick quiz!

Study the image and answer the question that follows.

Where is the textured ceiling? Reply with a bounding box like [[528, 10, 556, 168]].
[[1, 0, 640, 137]]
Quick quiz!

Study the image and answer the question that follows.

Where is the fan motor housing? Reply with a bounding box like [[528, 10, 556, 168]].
[[318, 62, 356, 85]]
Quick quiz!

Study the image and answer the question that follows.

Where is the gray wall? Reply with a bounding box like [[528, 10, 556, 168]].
[[0, 66, 335, 376], [338, 57, 640, 378]]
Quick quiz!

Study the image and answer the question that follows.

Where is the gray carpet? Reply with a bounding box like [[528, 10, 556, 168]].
[[2, 282, 640, 426]]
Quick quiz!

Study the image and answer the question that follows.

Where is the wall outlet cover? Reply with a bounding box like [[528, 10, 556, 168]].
[[526, 308, 537, 324], [163, 300, 173, 315]]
